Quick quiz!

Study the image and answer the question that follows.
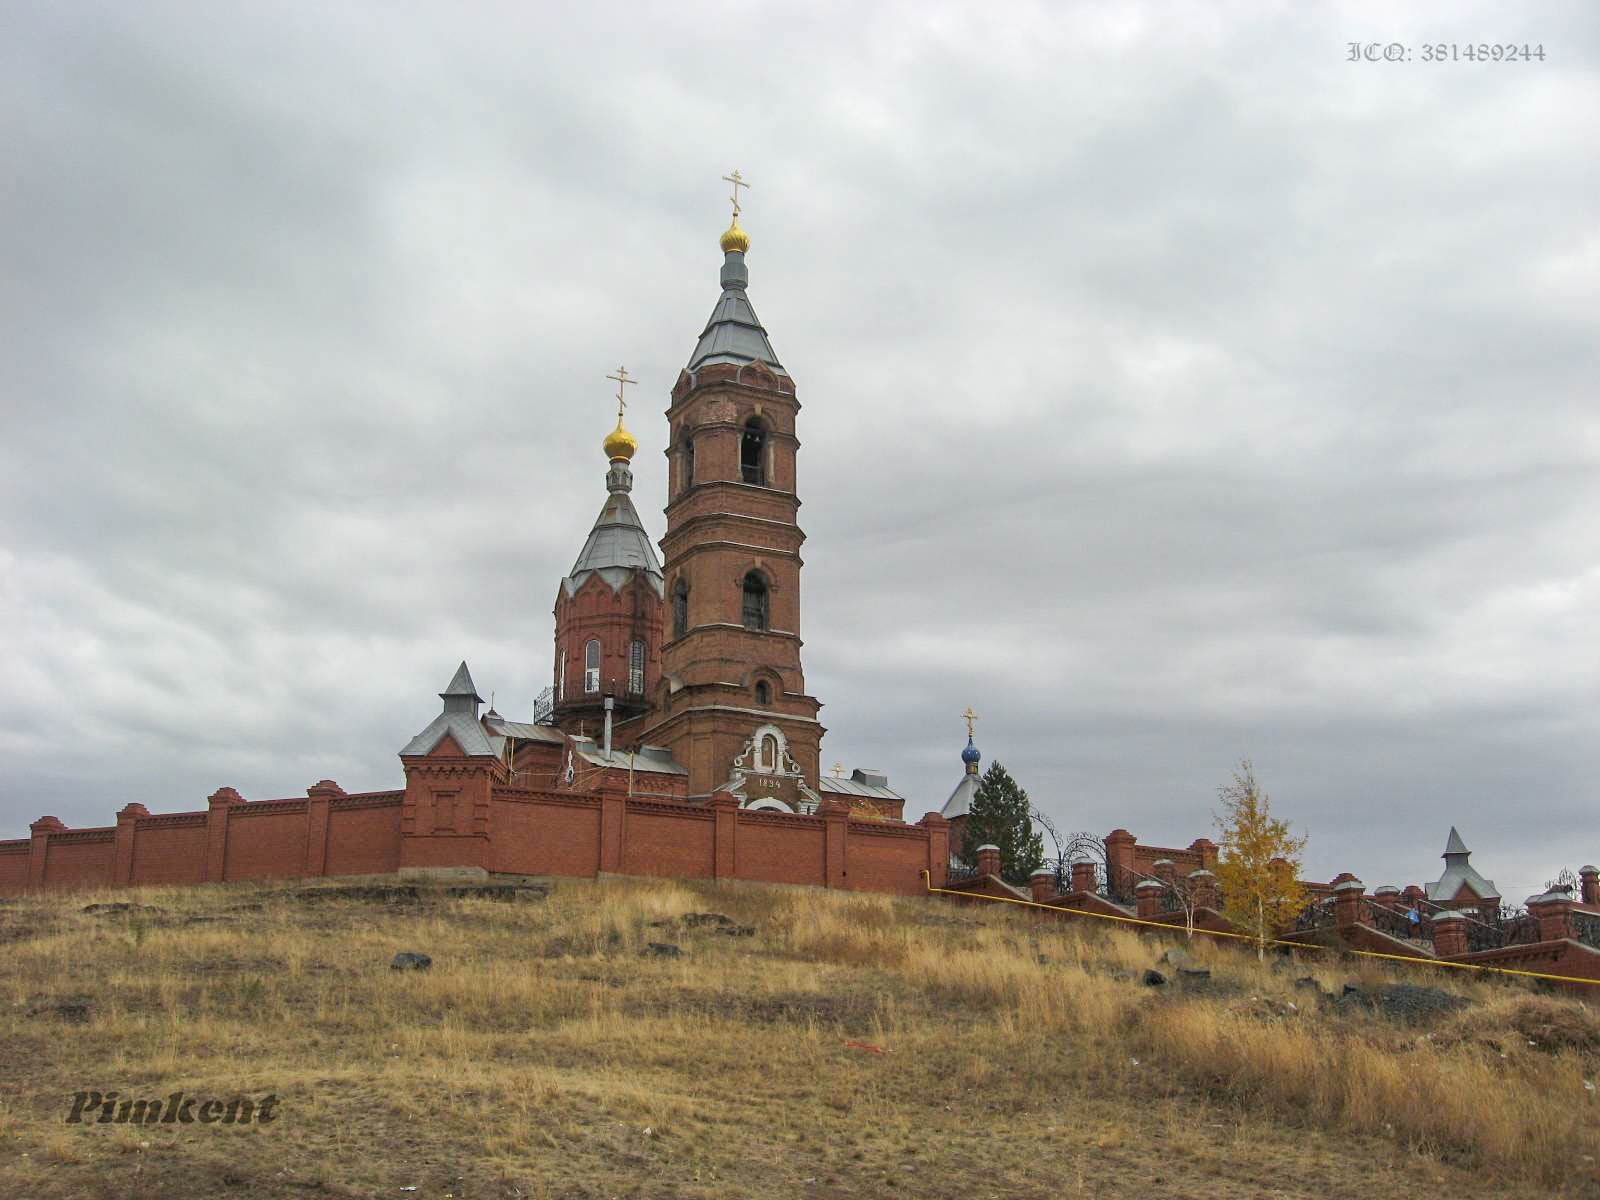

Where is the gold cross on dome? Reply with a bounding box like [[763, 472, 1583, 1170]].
[[832, 761, 844, 777], [605, 365, 635, 422], [963, 706, 979, 739], [722, 169, 751, 218]]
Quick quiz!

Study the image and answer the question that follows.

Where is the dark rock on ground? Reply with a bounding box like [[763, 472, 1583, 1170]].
[[1336, 982, 1471, 1024], [1178, 967, 1212, 981], [645, 943, 683, 958], [651, 912, 755, 937], [28, 999, 91, 1023], [444, 884, 550, 901], [390, 952, 432, 971], [82, 903, 164, 915], [1294, 976, 1325, 994], [297, 885, 422, 904], [1142, 969, 1167, 987]]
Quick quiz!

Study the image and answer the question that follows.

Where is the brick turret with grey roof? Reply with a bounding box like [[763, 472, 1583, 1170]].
[[1426, 825, 1500, 904], [400, 662, 504, 759]]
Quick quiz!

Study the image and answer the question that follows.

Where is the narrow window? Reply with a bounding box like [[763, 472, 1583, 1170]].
[[760, 735, 777, 770], [740, 418, 767, 485], [628, 640, 645, 695], [741, 571, 769, 631], [755, 680, 771, 706], [584, 639, 601, 694], [673, 579, 689, 639], [682, 432, 695, 493], [558, 648, 567, 701]]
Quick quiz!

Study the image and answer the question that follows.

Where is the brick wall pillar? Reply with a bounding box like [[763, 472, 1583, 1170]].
[[1431, 911, 1467, 957], [598, 791, 626, 874], [113, 804, 149, 886], [975, 844, 1001, 878], [1189, 838, 1218, 870], [1188, 869, 1217, 911], [1528, 892, 1575, 942], [711, 791, 738, 879], [1070, 857, 1097, 895], [1029, 869, 1055, 903], [1135, 879, 1164, 920], [821, 800, 849, 889], [1372, 885, 1401, 910], [205, 787, 244, 883], [27, 816, 65, 889], [1153, 859, 1175, 887], [1105, 829, 1136, 895], [304, 781, 343, 878], [918, 811, 948, 889], [1580, 866, 1599, 908], [1332, 878, 1367, 927]]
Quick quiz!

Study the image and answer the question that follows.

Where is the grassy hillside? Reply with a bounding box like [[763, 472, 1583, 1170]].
[[2, 877, 1597, 1199]]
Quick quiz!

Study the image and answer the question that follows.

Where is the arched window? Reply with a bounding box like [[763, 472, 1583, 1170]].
[[673, 579, 689, 639], [740, 418, 767, 485], [628, 640, 645, 695], [584, 639, 601, 693], [682, 432, 695, 494], [760, 734, 778, 771], [741, 571, 769, 631], [558, 648, 567, 700], [755, 680, 771, 706]]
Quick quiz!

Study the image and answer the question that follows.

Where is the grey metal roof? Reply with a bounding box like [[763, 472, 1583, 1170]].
[[568, 738, 689, 776], [441, 661, 484, 704], [940, 771, 979, 820], [483, 716, 564, 744], [564, 463, 663, 597], [1426, 826, 1500, 902], [685, 251, 787, 376], [819, 771, 904, 802]]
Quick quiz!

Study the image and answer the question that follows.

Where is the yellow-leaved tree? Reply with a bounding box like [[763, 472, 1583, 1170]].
[[1213, 759, 1306, 960]]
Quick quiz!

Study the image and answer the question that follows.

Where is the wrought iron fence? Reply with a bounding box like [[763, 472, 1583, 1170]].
[[1572, 911, 1600, 953], [1293, 898, 1337, 934], [1363, 898, 1429, 943]]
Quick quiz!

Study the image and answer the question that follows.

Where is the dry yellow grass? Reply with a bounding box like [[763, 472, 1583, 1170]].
[[1, 877, 1596, 1199]]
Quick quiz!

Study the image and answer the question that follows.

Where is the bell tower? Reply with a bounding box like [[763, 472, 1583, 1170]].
[[638, 178, 825, 805]]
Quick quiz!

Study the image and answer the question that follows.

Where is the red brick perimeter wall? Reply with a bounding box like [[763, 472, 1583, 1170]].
[[0, 789, 948, 897]]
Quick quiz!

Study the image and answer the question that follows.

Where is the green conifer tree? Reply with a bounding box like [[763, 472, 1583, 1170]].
[[960, 761, 1045, 885]]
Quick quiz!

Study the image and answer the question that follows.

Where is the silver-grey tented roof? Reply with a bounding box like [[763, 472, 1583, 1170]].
[[564, 461, 664, 597], [1425, 826, 1500, 902], [685, 250, 787, 376]]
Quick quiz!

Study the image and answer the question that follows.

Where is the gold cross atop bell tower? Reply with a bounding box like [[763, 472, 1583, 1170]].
[[963, 706, 980, 740]]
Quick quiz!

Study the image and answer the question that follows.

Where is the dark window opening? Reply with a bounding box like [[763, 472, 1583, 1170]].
[[628, 640, 645, 694], [673, 580, 689, 639], [584, 639, 601, 693], [742, 572, 769, 632], [740, 419, 767, 485], [682, 433, 695, 493], [755, 680, 771, 705]]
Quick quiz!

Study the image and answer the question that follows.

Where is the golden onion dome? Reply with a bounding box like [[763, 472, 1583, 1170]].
[[720, 216, 750, 254], [603, 417, 637, 462]]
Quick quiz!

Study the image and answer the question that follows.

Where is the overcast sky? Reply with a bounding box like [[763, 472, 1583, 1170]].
[[2, 1, 1596, 898]]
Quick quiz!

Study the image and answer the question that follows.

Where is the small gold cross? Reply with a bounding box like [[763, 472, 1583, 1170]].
[[962, 706, 979, 739], [722, 169, 751, 218], [832, 761, 844, 777], [605, 365, 635, 422]]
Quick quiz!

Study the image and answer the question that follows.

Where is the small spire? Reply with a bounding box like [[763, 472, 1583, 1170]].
[[440, 661, 483, 703], [1443, 827, 1469, 858]]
